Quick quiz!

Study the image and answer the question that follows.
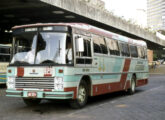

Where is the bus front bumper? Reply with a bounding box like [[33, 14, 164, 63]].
[[6, 89, 74, 99]]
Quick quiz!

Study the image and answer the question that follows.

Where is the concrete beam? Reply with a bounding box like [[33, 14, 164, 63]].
[[40, 0, 165, 47]]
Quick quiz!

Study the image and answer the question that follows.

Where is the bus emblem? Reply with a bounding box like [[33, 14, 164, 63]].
[[32, 69, 35, 73]]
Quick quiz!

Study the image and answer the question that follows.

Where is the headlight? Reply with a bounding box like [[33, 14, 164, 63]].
[[8, 77, 15, 83], [54, 84, 64, 91], [54, 77, 63, 90], [7, 77, 15, 89], [7, 84, 15, 89], [54, 77, 63, 84]]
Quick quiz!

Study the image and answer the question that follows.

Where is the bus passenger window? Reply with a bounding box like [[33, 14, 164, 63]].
[[130, 45, 138, 58], [93, 35, 108, 54], [144, 47, 147, 59], [93, 35, 101, 53], [0, 46, 11, 62], [100, 38, 108, 54], [83, 39, 91, 57], [76, 38, 92, 64], [137, 47, 145, 59], [106, 38, 120, 56], [120, 43, 130, 57]]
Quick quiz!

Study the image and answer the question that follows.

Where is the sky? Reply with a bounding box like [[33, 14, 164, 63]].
[[101, 0, 147, 20]]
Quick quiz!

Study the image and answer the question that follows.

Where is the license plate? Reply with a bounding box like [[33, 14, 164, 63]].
[[27, 92, 37, 98]]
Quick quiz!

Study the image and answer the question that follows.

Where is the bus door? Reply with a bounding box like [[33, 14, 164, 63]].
[[74, 34, 92, 73], [92, 36, 108, 72]]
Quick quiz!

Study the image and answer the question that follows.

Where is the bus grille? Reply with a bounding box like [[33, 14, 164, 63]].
[[15, 77, 54, 89]]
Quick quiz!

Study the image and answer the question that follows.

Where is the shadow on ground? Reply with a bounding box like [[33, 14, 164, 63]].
[[19, 89, 146, 114]]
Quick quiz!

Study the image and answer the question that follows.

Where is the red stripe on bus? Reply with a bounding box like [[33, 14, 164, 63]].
[[92, 81, 130, 96], [120, 58, 131, 89], [64, 87, 77, 99], [93, 58, 131, 96], [123, 59, 131, 72], [92, 79, 147, 96], [136, 79, 148, 87], [125, 81, 131, 90], [44, 74, 52, 77], [17, 67, 24, 77]]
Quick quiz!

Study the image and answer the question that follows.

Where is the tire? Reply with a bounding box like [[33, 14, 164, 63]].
[[128, 75, 136, 95], [70, 81, 88, 109], [23, 98, 41, 106]]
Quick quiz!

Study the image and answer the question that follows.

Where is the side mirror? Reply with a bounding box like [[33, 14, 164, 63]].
[[75, 37, 84, 52]]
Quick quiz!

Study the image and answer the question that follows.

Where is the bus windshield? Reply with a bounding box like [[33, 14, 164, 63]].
[[11, 32, 67, 65]]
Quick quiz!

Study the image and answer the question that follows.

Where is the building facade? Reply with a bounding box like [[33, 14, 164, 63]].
[[147, 0, 165, 30], [79, 0, 105, 10]]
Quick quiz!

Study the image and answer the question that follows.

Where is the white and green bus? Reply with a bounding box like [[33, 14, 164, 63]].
[[6, 23, 148, 108], [0, 44, 11, 85]]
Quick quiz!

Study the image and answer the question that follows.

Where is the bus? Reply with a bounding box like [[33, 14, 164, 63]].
[[0, 44, 11, 85], [6, 23, 148, 108]]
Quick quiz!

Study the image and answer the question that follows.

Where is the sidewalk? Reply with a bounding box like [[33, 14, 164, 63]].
[[149, 64, 165, 75]]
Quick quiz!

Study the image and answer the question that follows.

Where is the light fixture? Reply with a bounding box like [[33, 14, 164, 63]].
[[1, 20, 9, 23], [4, 14, 15, 18], [65, 15, 75, 19], [52, 11, 64, 14], [20, 18, 30, 22]]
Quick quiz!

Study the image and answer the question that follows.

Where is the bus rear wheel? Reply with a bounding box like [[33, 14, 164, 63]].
[[128, 75, 136, 95], [23, 98, 41, 106], [70, 81, 88, 109]]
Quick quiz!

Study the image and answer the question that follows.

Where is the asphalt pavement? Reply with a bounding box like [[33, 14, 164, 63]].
[[0, 71, 165, 120]]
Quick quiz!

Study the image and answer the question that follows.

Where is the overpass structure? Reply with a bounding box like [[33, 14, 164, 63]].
[[0, 0, 165, 49]]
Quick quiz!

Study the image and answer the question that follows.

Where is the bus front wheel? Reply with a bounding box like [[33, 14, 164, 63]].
[[69, 81, 88, 109], [23, 98, 41, 106]]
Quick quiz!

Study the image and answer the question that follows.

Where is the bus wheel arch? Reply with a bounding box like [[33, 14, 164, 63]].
[[132, 73, 137, 86], [69, 75, 92, 109], [80, 75, 92, 96], [128, 73, 136, 95]]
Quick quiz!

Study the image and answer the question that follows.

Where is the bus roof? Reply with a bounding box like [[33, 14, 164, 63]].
[[12, 23, 147, 47]]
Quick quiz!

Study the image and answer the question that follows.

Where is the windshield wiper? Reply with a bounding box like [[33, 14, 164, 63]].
[[11, 61, 30, 66], [58, 40, 62, 56], [41, 60, 56, 64]]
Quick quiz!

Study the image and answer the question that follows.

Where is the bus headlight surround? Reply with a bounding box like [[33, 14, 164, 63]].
[[7, 77, 15, 89], [54, 77, 64, 90]]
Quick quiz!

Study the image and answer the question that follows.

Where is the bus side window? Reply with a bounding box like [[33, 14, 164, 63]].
[[93, 35, 108, 54], [83, 39, 91, 57], [106, 38, 120, 56], [0, 47, 10, 62], [93, 35, 102, 54], [137, 46, 145, 59], [120, 43, 130, 57], [130, 45, 138, 58], [100, 38, 108, 54], [142, 47, 146, 59], [76, 38, 92, 64], [144, 47, 147, 59]]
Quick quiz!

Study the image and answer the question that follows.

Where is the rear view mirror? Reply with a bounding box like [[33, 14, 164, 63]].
[[75, 37, 84, 52]]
